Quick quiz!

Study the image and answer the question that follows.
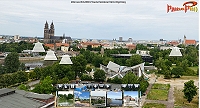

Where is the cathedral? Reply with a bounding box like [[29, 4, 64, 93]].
[[43, 21, 72, 44]]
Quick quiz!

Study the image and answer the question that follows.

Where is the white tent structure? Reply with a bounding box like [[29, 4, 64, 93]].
[[44, 50, 57, 61], [59, 55, 73, 64], [169, 47, 182, 57], [32, 42, 45, 52], [100, 61, 148, 79]]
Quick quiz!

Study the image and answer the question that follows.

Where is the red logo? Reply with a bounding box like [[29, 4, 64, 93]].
[[167, 1, 198, 13]]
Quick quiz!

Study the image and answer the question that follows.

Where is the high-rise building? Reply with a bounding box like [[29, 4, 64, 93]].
[[119, 37, 123, 42], [128, 38, 132, 42]]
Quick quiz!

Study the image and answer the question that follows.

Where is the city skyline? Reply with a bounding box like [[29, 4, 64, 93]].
[[0, 0, 198, 40], [124, 91, 138, 98]]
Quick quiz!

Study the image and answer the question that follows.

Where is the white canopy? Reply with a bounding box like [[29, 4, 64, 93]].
[[59, 55, 73, 64], [44, 50, 57, 61], [32, 42, 45, 52], [169, 47, 182, 57]]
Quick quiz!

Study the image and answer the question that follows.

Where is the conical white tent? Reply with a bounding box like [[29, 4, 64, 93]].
[[44, 50, 57, 60], [169, 47, 182, 56], [59, 55, 73, 64], [32, 42, 45, 52]]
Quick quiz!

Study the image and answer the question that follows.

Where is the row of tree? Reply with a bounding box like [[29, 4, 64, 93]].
[[0, 41, 34, 53], [0, 71, 28, 88]]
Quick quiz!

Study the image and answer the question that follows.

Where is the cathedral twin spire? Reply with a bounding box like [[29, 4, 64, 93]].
[[45, 20, 54, 30], [44, 20, 55, 43]]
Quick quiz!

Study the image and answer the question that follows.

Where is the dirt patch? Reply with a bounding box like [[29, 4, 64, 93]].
[[155, 76, 199, 90]]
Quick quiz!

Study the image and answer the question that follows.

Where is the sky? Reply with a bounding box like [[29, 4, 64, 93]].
[[124, 91, 138, 97], [91, 91, 106, 96], [74, 91, 90, 99], [107, 91, 122, 99], [0, 0, 198, 41]]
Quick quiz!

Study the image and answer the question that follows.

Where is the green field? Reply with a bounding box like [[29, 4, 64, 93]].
[[147, 83, 169, 101], [143, 103, 166, 108], [152, 83, 170, 90], [147, 89, 168, 100]]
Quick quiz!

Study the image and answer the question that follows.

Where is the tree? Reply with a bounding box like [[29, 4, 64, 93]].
[[72, 55, 87, 77], [32, 76, 54, 94], [18, 63, 26, 71], [18, 84, 29, 91], [110, 76, 122, 84], [28, 72, 37, 80], [136, 44, 148, 50], [93, 69, 106, 82], [81, 74, 93, 81], [57, 77, 70, 84], [126, 54, 143, 67], [86, 66, 92, 72], [171, 67, 184, 78], [164, 70, 171, 79], [4, 52, 20, 73], [102, 57, 114, 66], [122, 72, 138, 84], [182, 80, 197, 103], [92, 54, 104, 67], [15, 71, 28, 83]]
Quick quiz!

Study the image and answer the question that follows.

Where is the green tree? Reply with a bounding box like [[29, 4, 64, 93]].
[[126, 54, 143, 67], [110, 76, 122, 84], [92, 54, 104, 67], [102, 57, 114, 66], [67, 94, 74, 99], [18, 84, 29, 91], [32, 76, 54, 94], [122, 72, 138, 84], [33, 67, 42, 79], [87, 45, 93, 51], [86, 66, 92, 72], [171, 66, 184, 78], [4, 52, 20, 73], [18, 63, 26, 71], [28, 71, 37, 80], [93, 69, 106, 82], [183, 80, 197, 103], [81, 74, 93, 81], [15, 71, 28, 83], [164, 70, 171, 79], [57, 77, 70, 84], [72, 55, 87, 77], [136, 44, 148, 50]]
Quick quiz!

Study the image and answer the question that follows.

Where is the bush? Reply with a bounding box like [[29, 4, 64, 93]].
[[81, 74, 93, 81], [183, 68, 196, 76], [107, 77, 122, 84]]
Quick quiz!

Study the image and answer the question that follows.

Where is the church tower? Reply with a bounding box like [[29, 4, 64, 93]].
[[49, 21, 55, 37], [44, 21, 49, 43]]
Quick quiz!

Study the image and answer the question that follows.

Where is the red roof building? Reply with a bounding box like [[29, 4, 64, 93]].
[[183, 36, 196, 46]]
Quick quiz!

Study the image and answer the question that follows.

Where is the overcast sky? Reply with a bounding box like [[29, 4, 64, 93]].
[[0, 0, 198, 40]]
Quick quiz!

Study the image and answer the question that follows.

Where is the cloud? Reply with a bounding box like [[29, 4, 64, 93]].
[[0, 0, 198, 40]]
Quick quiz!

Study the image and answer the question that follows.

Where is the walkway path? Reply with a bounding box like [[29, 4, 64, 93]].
[[141, 74, 174, 108], [27, 80, 40, 86]]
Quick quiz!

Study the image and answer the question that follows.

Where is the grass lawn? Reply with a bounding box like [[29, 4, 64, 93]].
[[147, 89, 168, 100], [174, 87, 199, 108], [152, 83, 170, 90], [188, 66, 198, 72], [179, 76, 199, 80], [143, 103, 166, 108]]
